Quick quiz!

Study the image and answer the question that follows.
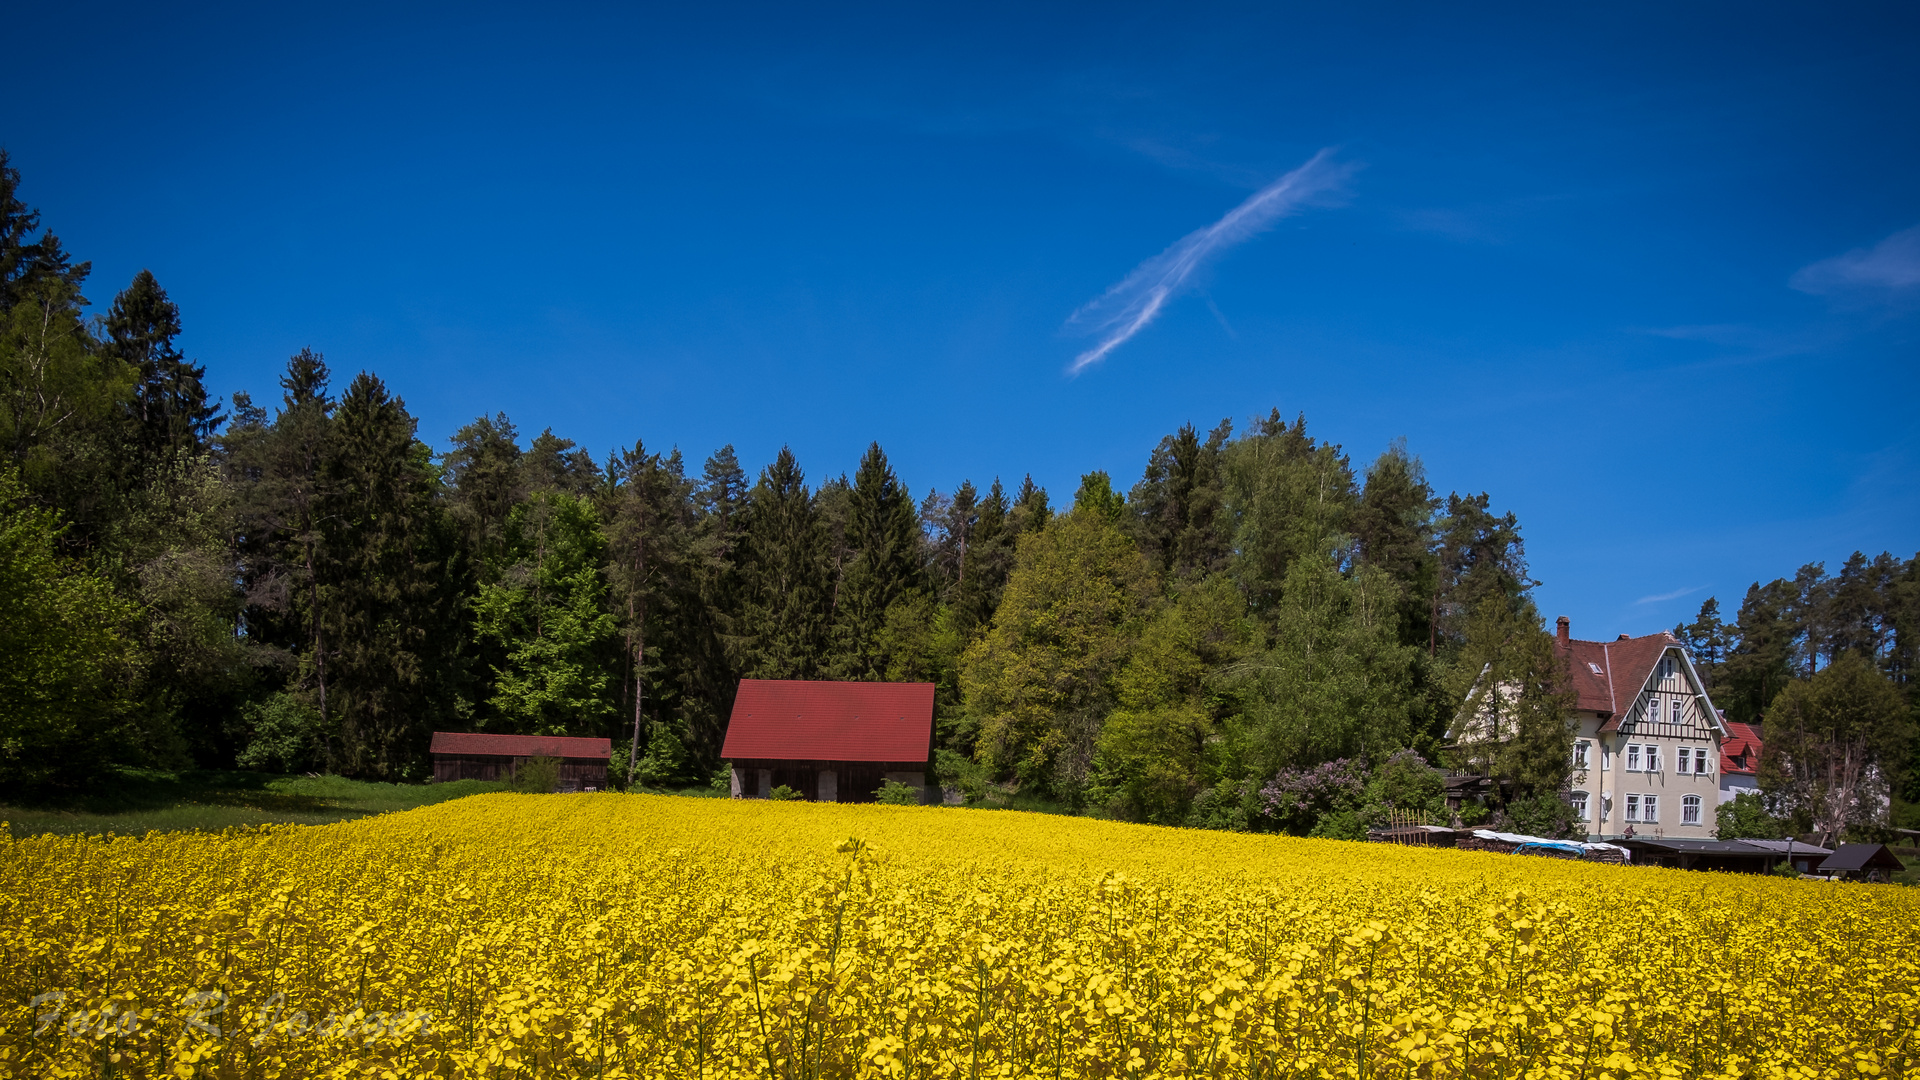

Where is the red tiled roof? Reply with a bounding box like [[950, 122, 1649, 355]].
[[722, 679, 934, 763], [1720, 720, 1762, 776], [1556, 630, 1702, 730], [428, 732, 612, 759]]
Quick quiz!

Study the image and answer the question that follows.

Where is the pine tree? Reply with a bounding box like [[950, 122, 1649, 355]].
[[1721, 578, 1802, 723], [1676, 597, 1731, 688], [103, 270, 221, 460], [444, 412, 525, 576], [525, 427, 600, 494]]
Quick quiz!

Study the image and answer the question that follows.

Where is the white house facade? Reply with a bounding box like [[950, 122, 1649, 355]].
[[1554, 619, 1730, 842]]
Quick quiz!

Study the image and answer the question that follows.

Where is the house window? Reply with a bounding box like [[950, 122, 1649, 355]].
[[1626, 744, 1642, 772], [1677, 747, 1692, 774], [1695, 750, 1711, 776], [1682, 795, 1702, 825], [1573, 741, 1591, 770], [1645, 745, 1661, 773], [1648, 698, 1661, 725], [1625, 794, 1641, 822], [1571, 791, 1590, 821], [1644, 795, 1659, 823]]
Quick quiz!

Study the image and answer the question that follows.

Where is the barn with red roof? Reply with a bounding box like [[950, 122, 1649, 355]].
[[429, 732, 612, 791], [721, 679, 935, 802]]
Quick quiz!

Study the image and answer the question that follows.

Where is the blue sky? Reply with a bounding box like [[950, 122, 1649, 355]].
[[6, 2, 1917, 638]]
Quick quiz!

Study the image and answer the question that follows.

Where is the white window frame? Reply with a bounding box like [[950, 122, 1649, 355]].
[[1682, 795, 1702, 826], [1573, 741, 1591, 770], [1647, 697, 1661, 725], [1625, 794, 1641, 822], [1644, 794, 1659, 823], [1645, 745, 1661, 774], [1695, 747, 1712, 776], [1676, 747, 1692, 775], [1626, 744, 1642, 772], [1571, 791, 1590, 821]]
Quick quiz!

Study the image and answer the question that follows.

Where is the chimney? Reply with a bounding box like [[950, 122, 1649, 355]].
[[1556, 616, 1570, 648]]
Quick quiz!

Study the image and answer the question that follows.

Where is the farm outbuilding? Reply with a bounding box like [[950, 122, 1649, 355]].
[[1810, 844, 1906, 883], [721, 679, 935, 803], [428, 732, 611, 791]]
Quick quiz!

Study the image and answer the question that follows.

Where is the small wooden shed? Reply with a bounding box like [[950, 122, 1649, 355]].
[[428, 732, 611, 791], [720, 679, 934, 803], [1811, 843, 1907, 883]]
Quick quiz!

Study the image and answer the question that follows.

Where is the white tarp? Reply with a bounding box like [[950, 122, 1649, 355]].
[[1471, 829, 1632, 861]]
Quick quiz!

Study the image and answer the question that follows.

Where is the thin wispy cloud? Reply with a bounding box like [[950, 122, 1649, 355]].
[[1634, 586, 1704, 606], [1790, 223, 1920, 297], [1064, 148, 1355, 375]]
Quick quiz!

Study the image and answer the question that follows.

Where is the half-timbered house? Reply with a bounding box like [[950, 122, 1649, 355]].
[[1453, 619, 1732, 842]]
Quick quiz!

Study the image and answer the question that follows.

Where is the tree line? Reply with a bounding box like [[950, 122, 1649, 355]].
[[1677, 560, 1920, 843], [3, 149, 1914, 839]]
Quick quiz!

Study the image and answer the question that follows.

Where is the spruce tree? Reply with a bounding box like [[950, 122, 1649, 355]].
[[103, 270, 221, 460], [314, 372, 466, 777], [0, 149, 91, 316], [606, 439, 696, 779], [1128, 420, 1231, 580], [832, 442, 924, 679], [1350, 441, 1438, 648], [951, 478, 1011, 639], [1430, 492, 1530, 657], [735, 447, 830, 679]]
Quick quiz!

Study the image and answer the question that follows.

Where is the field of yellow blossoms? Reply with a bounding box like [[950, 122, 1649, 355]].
[[4, 794, 1917, 1079]]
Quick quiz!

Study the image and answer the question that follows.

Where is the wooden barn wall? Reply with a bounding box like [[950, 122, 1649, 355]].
[[432, 754, 609, 790]]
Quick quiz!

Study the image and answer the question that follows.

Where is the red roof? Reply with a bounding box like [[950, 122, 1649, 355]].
[[1720, 720, 1762, 775], [1553, 628, 1725, 734], [721, 679, 934, 763], [428, 732, 612, 759]]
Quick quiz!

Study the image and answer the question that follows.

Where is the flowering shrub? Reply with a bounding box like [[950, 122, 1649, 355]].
[[3, 794, 1916, 1078], [1256, 756, 1368, 833]]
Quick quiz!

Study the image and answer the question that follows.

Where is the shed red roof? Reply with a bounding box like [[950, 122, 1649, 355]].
[[722, 679, 934, 763], [1720, 720, 1762, 776], [428, 732, 612, 759]]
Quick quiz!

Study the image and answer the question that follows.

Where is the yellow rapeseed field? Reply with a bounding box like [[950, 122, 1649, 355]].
[[3, 794, 1916, 1079]]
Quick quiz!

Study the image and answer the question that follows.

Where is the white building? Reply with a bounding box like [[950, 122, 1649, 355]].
[[1454, 619, 1746, 842]]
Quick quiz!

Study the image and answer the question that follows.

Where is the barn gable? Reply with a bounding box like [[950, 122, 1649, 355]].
[[721, 680, 935, 802]]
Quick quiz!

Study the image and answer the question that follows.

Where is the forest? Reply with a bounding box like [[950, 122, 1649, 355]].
[[3, 150, 1916, 837]]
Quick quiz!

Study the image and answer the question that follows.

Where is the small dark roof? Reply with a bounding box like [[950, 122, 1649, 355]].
[[722, 679, 934, 762], [1815, 844, 1907, 873], [429, 732, 612, 758], [1620, 838, 1775, 856]]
